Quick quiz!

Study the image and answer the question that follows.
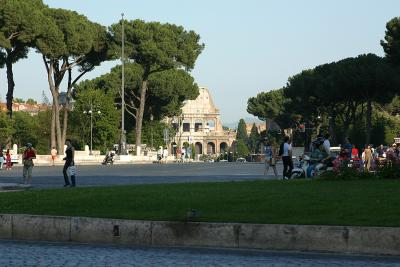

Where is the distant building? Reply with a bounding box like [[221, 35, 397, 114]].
[[0, 103, 49, 116], [169, 87, 235, 157], [245, 123, 266, 135]]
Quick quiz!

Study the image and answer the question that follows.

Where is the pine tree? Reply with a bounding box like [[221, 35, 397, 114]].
[[248, 123, 260, 153], [236, 118, 248, 143]]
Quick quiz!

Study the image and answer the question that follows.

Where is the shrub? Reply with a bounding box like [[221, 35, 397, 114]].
[[318, 167, 376, 180]]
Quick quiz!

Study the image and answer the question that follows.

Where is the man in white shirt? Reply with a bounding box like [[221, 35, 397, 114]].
[[163, 147, 168, 164], [282, 136, 293, 179], [322, 133, 331, 155]]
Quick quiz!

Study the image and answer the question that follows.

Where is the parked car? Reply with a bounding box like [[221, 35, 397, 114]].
[[236, 157, 246, 162], [10, 154, 19, 165]]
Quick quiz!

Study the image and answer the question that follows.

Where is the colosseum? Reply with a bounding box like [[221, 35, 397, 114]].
[[168, 87, 235, 158]]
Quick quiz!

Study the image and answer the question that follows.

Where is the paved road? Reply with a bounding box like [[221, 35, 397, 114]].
[[0, 240, 399, 267], [0, 162, 282, 189]]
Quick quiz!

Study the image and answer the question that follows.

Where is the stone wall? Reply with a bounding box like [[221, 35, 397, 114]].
[[1, 214, 399, 256]]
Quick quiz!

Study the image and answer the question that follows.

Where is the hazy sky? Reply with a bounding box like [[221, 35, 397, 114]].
[[1, 0, 399, 123]]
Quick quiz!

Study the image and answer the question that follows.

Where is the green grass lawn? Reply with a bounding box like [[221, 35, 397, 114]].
[[0, 179, 399, 227]]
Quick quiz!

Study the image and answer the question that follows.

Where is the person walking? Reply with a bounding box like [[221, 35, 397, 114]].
[[364, 145, 372, 172], [63, 139, 76, 187], [281, 136, 293, 179], [22, 143, 36, 185], [0, 148, 4, 170], [51, 147, 57, 166], [5, 149, 12, 170], [157, 146, 163, 164], [264, 141, 278, 177], [163, 147, 169, 164]]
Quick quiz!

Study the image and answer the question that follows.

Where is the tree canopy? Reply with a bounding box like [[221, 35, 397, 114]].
[[34, 7, 109, 154], [236, 119, 248, 143], [0, 0, 47, 116], [381, 17, 400, 65], [70, 87, 120, 152], [248, 53, 400, 147], [248, 123, 260, 153], [109, 19, 204, 154], [78, 62, 199, 120]]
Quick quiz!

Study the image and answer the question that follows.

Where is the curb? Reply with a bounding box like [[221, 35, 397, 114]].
[[0, 214, 399, 255], [0, 183, 31, 191]]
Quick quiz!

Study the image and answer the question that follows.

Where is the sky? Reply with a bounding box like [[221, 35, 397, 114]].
[[1, 0, 399, 124]]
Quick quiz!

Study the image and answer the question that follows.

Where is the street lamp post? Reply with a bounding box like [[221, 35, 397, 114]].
[[150, 114, 154, 149], [119, 12, 127, 155], [83, 100, 101, 156]]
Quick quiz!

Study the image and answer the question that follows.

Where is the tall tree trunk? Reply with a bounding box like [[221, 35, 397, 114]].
[[366, 99, 372, 145], [328, 110, 336, 144], [265, 118, 271, 132], [51, 100, 56, 150], [61, 66, 89, 146], [61, 69, 72, 146], [54, 90, 63, 155], [5, 58, 15, 118], [62, 108, 68, 147], [50, 93, 61, 154], [304, 120, 312, 152], [45, 59, 63, 155], [135, 74, 149, 156]]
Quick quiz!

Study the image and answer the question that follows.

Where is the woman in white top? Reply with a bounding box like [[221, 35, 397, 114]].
[[264, 141, 278, 177]]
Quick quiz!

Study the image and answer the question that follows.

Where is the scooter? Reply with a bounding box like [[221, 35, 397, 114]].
[[290, 155, 334, 179], [102, 152, 115, 165], [290, 155, 311, 179]]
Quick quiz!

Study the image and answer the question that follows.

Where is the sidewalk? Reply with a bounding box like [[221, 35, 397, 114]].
[[13, 154, 159, 166]]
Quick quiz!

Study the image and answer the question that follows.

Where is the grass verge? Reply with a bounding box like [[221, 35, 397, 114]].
[[0, 179, 399, 227]]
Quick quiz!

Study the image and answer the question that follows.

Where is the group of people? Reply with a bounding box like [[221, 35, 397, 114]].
[[157, 146, 169, 164], [264, 131, 400, 179], [21, 139, 76, 187], [263, 133, 332, 179], [263, 135, 300, 179], [340, 142, 400, 172], [156, 146, 193, 164]]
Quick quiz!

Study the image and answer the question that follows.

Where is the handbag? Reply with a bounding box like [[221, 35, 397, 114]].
[[67, 165, 76, 176], [23, 159, 34, 166], [270, 157, 276, 166]]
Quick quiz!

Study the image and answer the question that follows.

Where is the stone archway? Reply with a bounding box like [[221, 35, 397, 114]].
[[220, 142, 228, 153], [195, 142, 203, 155], [207, 142, 216, 154]]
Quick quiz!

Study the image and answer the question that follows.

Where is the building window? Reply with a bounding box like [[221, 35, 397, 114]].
[[207, 120, 215, 131], [183, 123, 190, 132], [195, 123, 202, 132]]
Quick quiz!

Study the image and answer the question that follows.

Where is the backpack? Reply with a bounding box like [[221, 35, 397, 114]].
[[278, 142, 284, 156]]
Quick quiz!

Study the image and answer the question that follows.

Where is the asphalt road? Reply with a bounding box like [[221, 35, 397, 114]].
[[0, 162, 282, 189], [0, 240, 399, 267]]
